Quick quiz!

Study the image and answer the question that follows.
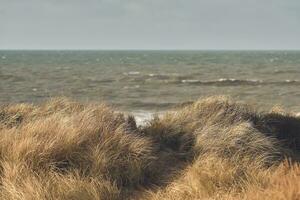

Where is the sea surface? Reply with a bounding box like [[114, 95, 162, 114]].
[[1, 50, 300, 121]]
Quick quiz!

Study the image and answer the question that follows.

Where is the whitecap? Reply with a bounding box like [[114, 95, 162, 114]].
[[285, 80, 298, 83], [217, 78, 262, 83], [247, 79, 263, 83], [131, 111, 154, 126], [181, 79, 200, 83], [217, 78, 237, 82], [123, 71, 140, 76], [130, 111, 164, 126], [218, 78, 233, 82], [129, 71, 140, 75]]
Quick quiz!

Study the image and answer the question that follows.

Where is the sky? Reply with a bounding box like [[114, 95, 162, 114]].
[[0, 0, 300, 50]]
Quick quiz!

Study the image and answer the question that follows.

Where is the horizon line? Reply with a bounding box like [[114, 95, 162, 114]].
[[1, 48, 300, 51]]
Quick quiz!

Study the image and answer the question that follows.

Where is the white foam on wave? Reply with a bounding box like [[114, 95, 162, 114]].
[[124, 71, 140, 76], [130, 111, 164, 126], [181, 79, 199, 83], [285, 79, 299, 83], [132, 111, 154, 126], [218, 78, 262, 83], [218, 78, 234, 82], [181, 78, 263, 84]]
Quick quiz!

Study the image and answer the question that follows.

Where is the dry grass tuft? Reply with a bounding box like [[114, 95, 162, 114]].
[[0, 96, 299, 199]]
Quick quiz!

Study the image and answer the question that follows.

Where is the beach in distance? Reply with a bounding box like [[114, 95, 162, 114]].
[[0, 50, 300, 199]]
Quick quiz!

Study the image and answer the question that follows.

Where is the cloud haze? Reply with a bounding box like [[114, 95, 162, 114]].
[[0, 0, 300, 49]]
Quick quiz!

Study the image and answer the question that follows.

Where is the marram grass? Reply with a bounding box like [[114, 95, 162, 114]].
[[0, 96, 299, 200]]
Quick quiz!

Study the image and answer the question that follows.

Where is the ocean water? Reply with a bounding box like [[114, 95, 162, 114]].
[[1, 50, 300, 120]]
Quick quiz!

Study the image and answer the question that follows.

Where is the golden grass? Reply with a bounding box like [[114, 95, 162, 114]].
[[0, 96, 299, 200]]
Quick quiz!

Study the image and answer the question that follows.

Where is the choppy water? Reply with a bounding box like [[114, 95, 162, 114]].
[[1, 50, 300, 116]]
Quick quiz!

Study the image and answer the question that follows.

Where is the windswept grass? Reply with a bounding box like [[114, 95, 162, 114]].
[[0, 96, 299, 200]]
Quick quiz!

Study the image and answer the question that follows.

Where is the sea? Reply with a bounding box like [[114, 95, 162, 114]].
[[1, 50, 300, 123]]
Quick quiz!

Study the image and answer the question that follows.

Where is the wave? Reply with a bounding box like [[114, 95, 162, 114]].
[[147, 73, 171, 80], [121, 72, 300, 86], [180, 78, 300, 86], [86, 78, 114, 83], [123, 72, 193, 80], [123, 71, 140, 76], [181, 78, 263, 86], [0, 74, 26, 82], [273, 69, 300, 74]]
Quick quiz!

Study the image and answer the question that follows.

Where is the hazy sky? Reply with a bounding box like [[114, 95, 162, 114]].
[[1, 0, 300, 49]]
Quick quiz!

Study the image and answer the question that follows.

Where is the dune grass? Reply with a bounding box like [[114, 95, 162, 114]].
[[0, 96, 299, 200]]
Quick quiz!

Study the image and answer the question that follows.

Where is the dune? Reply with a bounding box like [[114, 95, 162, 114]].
[[0, 96, 299, 200]]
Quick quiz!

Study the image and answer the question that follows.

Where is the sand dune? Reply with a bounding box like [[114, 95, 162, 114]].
[[0, 96, 299, 200]]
